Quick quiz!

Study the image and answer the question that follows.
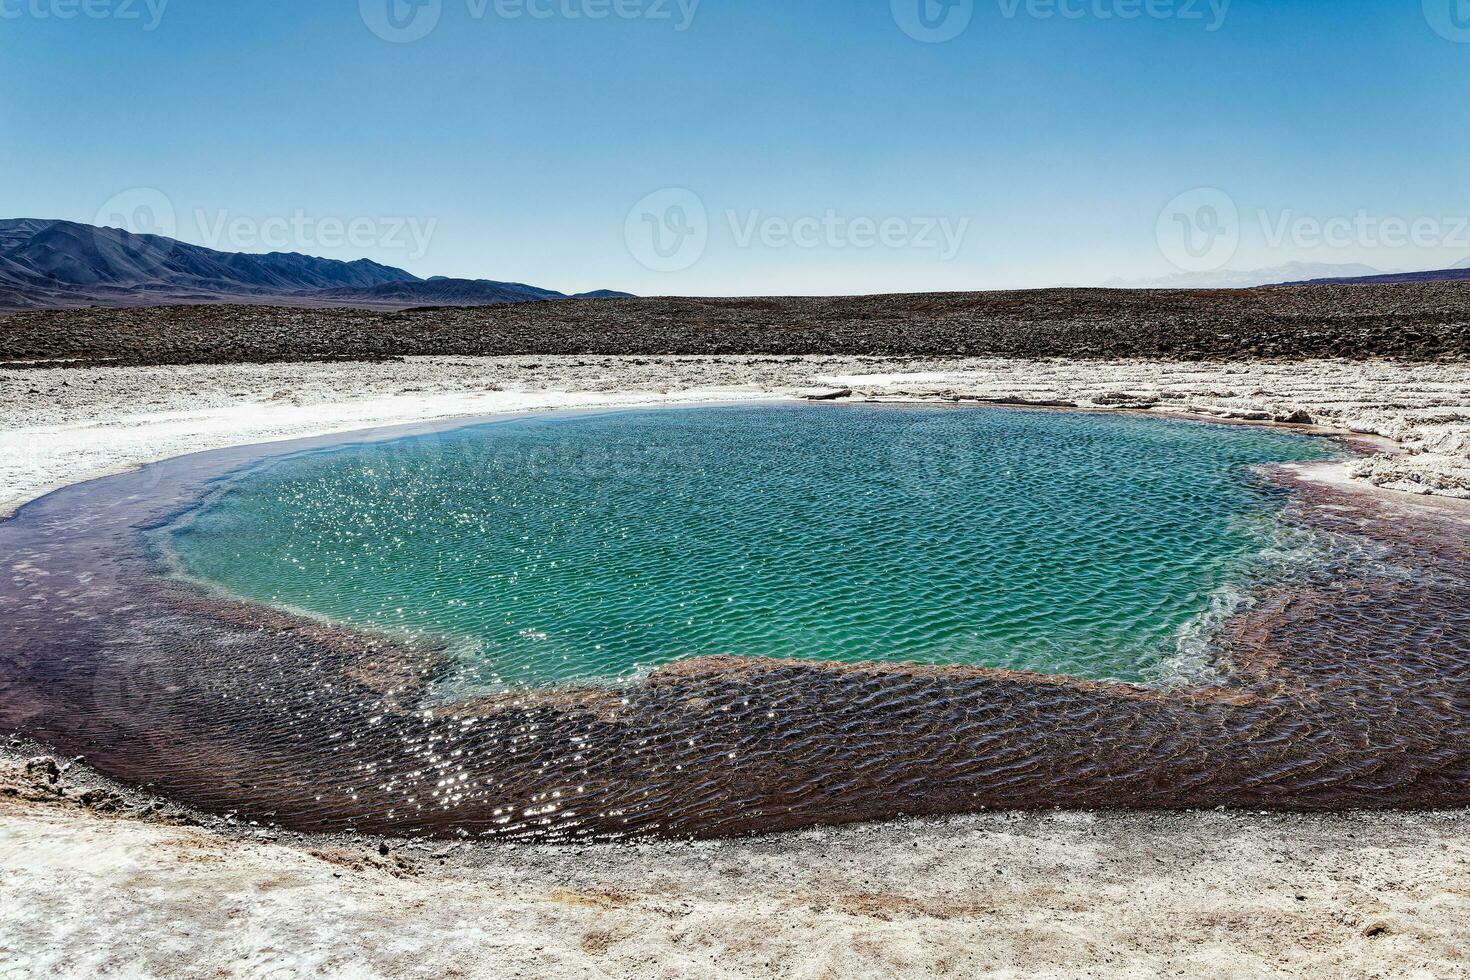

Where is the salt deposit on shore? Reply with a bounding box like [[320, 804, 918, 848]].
[[3, 753, 1467, 979], [4, 355, 1470, 521], [3, 354, 1470, 978]]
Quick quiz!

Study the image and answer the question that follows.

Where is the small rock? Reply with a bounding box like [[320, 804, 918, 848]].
[[1361, 920, 1391, 938], [23, 757, 60, 785], [802, 388, 852, 401], [76, 788, 123, 812]]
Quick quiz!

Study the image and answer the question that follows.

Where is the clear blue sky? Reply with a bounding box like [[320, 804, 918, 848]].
[[3, 0, 1468, 294]]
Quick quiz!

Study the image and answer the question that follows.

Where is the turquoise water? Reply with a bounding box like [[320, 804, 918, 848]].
[[163, 404, 1335, 690]]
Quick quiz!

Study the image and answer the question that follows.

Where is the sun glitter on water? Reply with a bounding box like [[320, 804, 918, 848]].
[[162, 404, 1335, 692]]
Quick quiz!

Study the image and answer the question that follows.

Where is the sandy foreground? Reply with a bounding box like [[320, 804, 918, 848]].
[[3, 354, 1470, 978]]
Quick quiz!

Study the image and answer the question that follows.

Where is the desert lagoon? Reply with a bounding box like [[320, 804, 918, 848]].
[[3, 402, 1470, 840], [164, 404, 1333, 689]]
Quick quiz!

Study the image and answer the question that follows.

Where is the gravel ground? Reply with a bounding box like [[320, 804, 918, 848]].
[[4, 283, 1470, 367]]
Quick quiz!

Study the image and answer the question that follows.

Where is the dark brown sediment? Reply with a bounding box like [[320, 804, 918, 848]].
[[2, 418, 1469, 841]]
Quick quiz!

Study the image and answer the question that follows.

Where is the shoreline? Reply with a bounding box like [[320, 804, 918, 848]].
[[6, 354, 1470, 523], [5, 354, 1470, 975]]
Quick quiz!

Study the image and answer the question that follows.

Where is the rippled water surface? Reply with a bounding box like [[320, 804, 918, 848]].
[[163, 404, 1334, 689]]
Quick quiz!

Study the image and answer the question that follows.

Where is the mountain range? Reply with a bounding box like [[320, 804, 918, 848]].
[[0, 219, 631, 311], [1281, 259, 1470, 287], [1106, 259, 1470, 290], [1105, 262, 1387, 290], [6, 218, 1469, 311]]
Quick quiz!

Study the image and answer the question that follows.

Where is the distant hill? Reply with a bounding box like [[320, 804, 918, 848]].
[[1276, 262, 1470, 287], [0, 219, 631, 310], [0, 219, 416, 306], [571, 288, 636, 300], [1109, 260, 1470, 290], [312, 278, 563, 307], [1107, 262, 1385, 290]]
